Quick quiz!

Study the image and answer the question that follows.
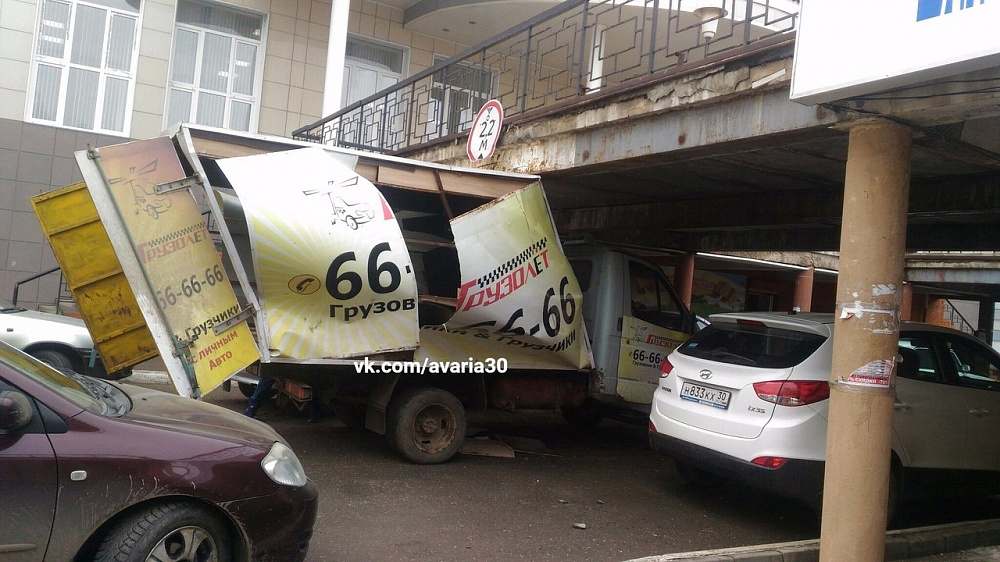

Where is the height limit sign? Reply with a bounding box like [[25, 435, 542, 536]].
[[467, 100, 504, 162]]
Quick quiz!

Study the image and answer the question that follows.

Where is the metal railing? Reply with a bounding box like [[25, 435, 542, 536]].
[[292, 0, 798, 154], [944, 299, 977, 336], [11, 267, 70, 312]]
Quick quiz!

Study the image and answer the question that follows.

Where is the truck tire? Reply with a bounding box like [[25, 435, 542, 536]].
[[386, 386, 466, 464]]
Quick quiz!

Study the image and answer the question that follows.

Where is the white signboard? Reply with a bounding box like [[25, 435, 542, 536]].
[[416, 183, 593, 370], [217, 148, 419, 359], [791, 0, 1000, 104]]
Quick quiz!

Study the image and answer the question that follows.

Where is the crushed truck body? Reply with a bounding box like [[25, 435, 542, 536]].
[[33, 124, 698, 463]]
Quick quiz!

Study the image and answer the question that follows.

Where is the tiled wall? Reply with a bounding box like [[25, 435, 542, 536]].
[[0, 0, 475, 309], [0, 118, 128, 309]]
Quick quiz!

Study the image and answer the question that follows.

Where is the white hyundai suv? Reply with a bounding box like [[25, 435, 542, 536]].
[[649, 311, 1000, 518]]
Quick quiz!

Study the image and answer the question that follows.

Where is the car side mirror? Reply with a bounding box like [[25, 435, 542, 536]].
[[0, 390, 33, 433]]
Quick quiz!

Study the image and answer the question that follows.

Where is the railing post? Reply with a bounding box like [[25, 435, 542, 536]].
[[648, 0, 661, 75], [519, 25, 534, 114], [577, 0, 590, 93], [743, 0, 753, 45]]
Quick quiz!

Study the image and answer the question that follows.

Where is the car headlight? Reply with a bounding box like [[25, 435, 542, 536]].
[[261, 442, 308, 487]]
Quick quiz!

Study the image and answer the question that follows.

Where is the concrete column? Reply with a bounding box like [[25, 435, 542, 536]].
[[673, 252, 696, 308], [978, 298, 995, 343], [793, 267, 814, 312], [900, 283, 913, 321], [323, 0, 351, 116], [819, 121, 911, 562]]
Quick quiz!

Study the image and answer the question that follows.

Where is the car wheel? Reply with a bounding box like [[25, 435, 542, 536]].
[[346, 216, 359, 230], [32, 349, 75, 371], [94, 501, 232, 562], [674, 459, 725, 488], [386, 386, 466, 464]]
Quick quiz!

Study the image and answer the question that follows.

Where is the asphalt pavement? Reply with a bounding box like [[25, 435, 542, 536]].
[[129, 369, 1000, 562]]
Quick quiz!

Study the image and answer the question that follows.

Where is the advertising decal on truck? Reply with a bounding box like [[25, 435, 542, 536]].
[[216, 148, 419, 359], [617, 315, 689, 403], [78, 137, 259, 396], [416, 183, 594, 370]]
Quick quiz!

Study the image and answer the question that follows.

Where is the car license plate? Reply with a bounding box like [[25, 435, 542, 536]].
[[680, 382, 731, 409]]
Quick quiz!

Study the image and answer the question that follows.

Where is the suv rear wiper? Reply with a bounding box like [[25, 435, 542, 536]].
[[709, 349, 757, 366]]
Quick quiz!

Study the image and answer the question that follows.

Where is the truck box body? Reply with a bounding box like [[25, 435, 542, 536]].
[[33, 124, 696, 463]]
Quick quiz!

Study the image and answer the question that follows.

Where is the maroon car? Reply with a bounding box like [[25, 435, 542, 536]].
[[0, 341, 318, 561]]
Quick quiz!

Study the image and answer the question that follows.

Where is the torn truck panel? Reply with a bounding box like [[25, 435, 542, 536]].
[[216, 147, 420, 360], [31, 182, 159, 373]]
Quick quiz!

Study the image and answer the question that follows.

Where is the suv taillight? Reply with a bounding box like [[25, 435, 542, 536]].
[[659, 357, 674, 378], [753, 380, 830, 406]]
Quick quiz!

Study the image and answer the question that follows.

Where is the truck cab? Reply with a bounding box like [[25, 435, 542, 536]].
[[566, 244, 696, 412]]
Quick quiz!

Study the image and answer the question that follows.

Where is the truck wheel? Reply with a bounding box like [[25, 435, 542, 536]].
[[387, 387, 466, 464]]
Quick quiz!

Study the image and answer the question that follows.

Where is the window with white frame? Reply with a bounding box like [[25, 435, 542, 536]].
[[165, 0, 264, 132], [28, 0, 142, 135], [342, 36, 405, 107], [340, 36, 406, 149]]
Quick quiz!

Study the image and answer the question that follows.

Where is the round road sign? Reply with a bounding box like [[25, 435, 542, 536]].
[[467, 99, 504, 162]]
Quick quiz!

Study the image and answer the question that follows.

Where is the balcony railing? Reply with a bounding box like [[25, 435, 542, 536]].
[[292, 0, 799, 154]]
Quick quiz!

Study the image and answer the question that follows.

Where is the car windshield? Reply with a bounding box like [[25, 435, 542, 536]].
[[678, 322, 826, 368], [0, 344, 129, 416]]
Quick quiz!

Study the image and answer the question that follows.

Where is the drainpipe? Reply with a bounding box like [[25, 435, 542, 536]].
[[819, 120, 912, 562]]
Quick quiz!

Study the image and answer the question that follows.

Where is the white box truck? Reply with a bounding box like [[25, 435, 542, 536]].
[[33, 124, 698, 464]]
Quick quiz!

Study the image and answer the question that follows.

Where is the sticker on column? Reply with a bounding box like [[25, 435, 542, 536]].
[[842, 357, 895, 387]]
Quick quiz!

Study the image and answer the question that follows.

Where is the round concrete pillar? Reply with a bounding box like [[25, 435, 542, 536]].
[[819, 120, 911, 562]]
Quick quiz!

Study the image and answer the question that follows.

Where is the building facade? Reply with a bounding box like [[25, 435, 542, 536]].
[[0, 0, 478, 308]]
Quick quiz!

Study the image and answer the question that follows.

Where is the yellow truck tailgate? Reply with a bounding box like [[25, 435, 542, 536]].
[[31, 182, 158, 373]]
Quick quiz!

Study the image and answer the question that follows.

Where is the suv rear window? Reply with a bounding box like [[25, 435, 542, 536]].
[[678, 322, 826, 369]]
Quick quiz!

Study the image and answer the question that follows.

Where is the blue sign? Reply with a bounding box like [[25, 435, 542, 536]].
[[918, 0, 986, 21]]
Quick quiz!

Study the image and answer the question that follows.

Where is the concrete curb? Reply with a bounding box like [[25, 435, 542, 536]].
[[625, 519, 1000, 562]]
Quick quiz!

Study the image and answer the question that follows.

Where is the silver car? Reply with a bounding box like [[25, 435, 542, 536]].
[[0, 299, 126, 379]]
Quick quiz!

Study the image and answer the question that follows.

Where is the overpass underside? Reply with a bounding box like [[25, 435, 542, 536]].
[[404, 42, 1000, 301]]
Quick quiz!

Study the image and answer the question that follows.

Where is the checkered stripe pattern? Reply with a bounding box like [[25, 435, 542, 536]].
[[145, 222, 206, 247], [475, 238, 548, 288]]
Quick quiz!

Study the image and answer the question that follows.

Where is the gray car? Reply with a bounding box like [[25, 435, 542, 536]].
[[0, 298, 126, 379]]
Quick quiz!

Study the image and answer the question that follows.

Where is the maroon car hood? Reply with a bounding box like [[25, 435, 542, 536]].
[[116, 382, 283, 449]]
